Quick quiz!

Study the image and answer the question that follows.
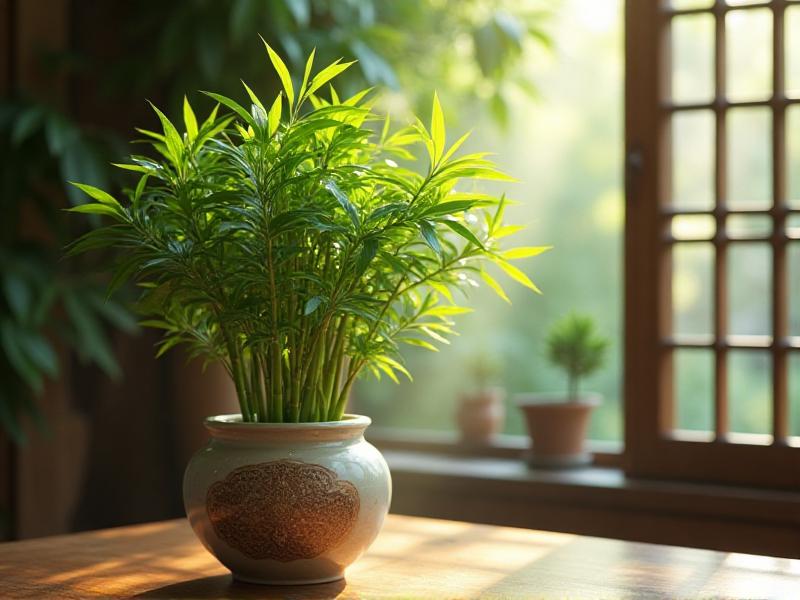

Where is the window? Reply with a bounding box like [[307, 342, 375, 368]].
[[626, 0, 800, 488], [355, 0, 625, 442]]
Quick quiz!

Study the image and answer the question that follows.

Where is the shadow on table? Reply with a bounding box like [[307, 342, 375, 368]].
[[134, 574, 350, 599]]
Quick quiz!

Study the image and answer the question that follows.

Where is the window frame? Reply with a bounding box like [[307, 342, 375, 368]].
[[625, 0, 800, 489]]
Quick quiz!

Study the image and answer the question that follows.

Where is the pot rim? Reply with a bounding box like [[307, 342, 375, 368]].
[[203, 413, 372, 443], [205, 413, 371, 430], [514, 392, 602, 408]]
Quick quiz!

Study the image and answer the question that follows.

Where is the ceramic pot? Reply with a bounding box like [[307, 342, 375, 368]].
[[183, 414, 391, 585], [516, 393, 600, 468], [455, 387, 505, 445]]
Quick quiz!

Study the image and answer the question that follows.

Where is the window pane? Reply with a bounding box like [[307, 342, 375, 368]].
[[787, 6, 800, 98], [726, 8, 772, 102], [671, 15, 714, 104], [727, 108, 771, 209], [673, 243, 714, 336], [790, 353, 800, 441], [674, 348, 714, 434], [726, 214, 772, 239], [728, 350, 771, 438], [727, 0, 768, 5], [728, 243, 771, 335], [790, 242, 800, 336], [786, 214, 800, 239], [671, 214, 715, 240], [788, 106, 800, 207], [673, 111, 715, 209]]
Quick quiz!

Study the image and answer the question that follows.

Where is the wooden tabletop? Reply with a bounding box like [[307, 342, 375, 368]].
[[1, 514, 798, 599]]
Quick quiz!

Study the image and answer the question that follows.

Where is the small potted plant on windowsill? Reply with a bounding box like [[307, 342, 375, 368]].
[[455, 352, 505, 445], [516, 313, 608, 468], [68, 40, 548, 585]]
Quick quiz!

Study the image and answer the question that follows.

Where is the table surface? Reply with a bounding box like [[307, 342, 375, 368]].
[[1, 514, 798, 599]]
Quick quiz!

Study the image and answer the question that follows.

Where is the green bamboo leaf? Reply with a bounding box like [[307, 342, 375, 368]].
[[421, 326, 449, 344], [502, 246, 553, 260], [69, 182, 121, 208], [399, 337, 439, 352], [268, 93, 282, 137], [66, 203, 122, 218], [443, 219, 484, 249], [147, 101, 184, 164], [492, 224, 525, 239], [183, 96, 198, 141], [307, 60, 356, 97], [480, 270, 511, 303], [441, 129, 471, 164], [377, 355, 412, 381], [299, 48, 316, 100], [427, 305, 473, 317], [421, 200, 479, 218], [497, 260, 542, 294], [260, 36, 295, 107], [376, 362, 399, 384], [431, 91, 445, 164], [323, 179, 360, 228], [200, 91, 255, 127], [241, 80, 264, 109], [419, 220, 442, 257]]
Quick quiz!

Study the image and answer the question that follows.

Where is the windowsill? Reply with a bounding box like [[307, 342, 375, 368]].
[[371, 439, 800, 559], [367, 426, 623, 466]]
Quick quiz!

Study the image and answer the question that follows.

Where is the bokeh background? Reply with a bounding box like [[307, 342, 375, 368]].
[[2, 0, 797, 539]]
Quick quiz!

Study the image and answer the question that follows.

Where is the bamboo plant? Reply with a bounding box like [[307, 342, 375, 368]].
[[68, 40, 549, 423], [545, 313, 609, 401]]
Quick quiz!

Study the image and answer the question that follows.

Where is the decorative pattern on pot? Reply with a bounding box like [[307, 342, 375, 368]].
[[206, 459, 360, 561]]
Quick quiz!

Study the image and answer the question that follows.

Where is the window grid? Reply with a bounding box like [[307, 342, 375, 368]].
[[662, 0, 797, 444]]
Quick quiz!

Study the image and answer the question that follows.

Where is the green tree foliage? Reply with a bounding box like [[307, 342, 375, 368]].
[[69, 44, 549, 423], [545, 312, 608, 400], [0, 104, 138, 442]]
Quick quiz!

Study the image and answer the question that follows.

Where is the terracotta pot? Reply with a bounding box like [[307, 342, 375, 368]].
[[516, 393, 600, 468], [183, 414, 391, 585], [455, 388, 506, 445]]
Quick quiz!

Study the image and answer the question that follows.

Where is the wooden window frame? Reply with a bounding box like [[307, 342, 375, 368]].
[[625, 0, 800, 489]]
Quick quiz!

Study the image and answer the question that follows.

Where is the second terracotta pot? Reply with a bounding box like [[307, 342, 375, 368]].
[[455, 387, 506, 445], [516, 393, 600, 468]]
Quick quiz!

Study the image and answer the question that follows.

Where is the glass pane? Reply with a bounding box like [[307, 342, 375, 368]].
[[787, 214, 800, 239], [727, 0, 769, 5], [673, 243, 714, 336], [674, 349, 714, 433], [726, 8, 772, 102], [671, 15, 715, 104], [671, 0, 713, 8], [790, 243, 800, 336], [726, 214, 772, 239], [727, 108, 771, 208], [790, 353, 800, 440], [728, 243, 771, 335], [729, 350, 771, 437], [787, 6, 800, 98], [673, 111, 715, 209], [788, 106, 800, 207], [671, 214, 716, 240]]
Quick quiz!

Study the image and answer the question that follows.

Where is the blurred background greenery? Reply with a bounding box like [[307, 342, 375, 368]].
[[4, 0, 797, 448]]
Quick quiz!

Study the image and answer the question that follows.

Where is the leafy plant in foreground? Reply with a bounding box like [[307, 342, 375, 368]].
[[545, 313, 609, 401], [68, 40, 549, 423]]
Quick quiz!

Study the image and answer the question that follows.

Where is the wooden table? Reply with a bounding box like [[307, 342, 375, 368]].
[[1, 514, 798, 599]]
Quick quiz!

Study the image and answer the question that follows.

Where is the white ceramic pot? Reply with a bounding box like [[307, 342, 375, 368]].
[[183, 414, 391, 585]]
